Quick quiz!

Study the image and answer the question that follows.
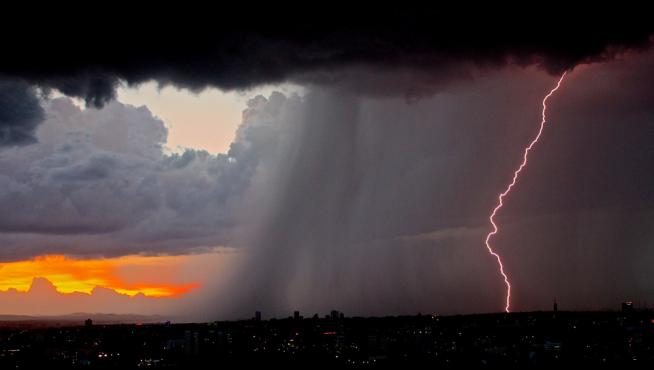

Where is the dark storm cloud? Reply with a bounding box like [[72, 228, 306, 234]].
[[2, 9, 653, 105], [0, 81, 44, 145], [1, 8, 652, 145]]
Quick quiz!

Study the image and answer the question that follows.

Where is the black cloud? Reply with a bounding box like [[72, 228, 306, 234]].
[[0, 81, 44, 146], [0, 8, 652, 145], [2, 9, 653, 105]]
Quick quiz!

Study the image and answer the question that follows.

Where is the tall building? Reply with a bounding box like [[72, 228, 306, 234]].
[[255, 311, 262, 321], [184, 330, 200, 356], [622, 301, 634, 313], [294, 310, 301, 320]]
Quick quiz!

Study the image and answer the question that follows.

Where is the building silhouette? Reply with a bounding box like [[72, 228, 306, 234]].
[[622, 301, 634, 312]]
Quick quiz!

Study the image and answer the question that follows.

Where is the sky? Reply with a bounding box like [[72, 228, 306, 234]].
[[116, 82, 303, 154], [0, 12, 653, 320]]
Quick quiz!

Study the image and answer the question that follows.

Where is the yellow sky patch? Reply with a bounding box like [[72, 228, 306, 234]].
[[0, 255, 199, 297]]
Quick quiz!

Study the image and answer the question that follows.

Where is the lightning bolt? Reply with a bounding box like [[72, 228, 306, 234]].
[[485, 72, 567, 313]]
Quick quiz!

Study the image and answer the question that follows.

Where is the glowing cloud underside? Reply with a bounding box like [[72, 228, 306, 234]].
[[485, 72, 567, 313], [0, 255, 199, 297]]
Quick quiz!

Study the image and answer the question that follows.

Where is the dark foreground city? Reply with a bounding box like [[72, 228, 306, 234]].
[[1, 306, 653, 369]]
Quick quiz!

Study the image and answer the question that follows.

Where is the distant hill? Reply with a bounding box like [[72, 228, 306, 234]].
[[0, 312, 171, 328]]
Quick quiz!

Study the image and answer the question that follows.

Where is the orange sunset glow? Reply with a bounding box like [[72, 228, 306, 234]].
[[0, 255, 200, 297]]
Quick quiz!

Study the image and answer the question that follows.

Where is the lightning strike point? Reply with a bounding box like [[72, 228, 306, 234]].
[[484, 72, 567, 313]]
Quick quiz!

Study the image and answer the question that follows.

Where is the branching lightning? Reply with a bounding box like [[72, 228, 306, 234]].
[[485, 72, 567, 313]]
